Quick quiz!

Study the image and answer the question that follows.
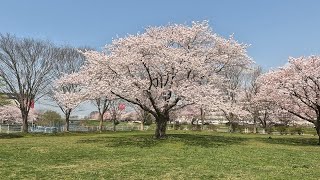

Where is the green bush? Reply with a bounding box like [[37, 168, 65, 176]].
[[113, 119, 120, 125], [300, 127, 317, 136], [174, 124, 181, 130], [265, 126, 275, 134], [38, 110, 63, 127], [226, 122, 240, 133], [143, 113, 153, 125], [207, 124, 217, 131], [187, 124, 201, 131], [186, 124, 192, 130], [275, 125, 288, 135], [289, 126, 304, 135], [144, 118, 153, 125], [196, 124, 202, 131]]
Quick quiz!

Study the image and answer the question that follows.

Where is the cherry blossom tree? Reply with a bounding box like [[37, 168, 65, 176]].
[[53, 74, 84, 131], [258, 56, 320, 143], [54, 50, 115, 131], [80, 21, 251, 138], [244, 66, 292, 133], [0, 104, 37, 124], [51, 47, 86, 131]]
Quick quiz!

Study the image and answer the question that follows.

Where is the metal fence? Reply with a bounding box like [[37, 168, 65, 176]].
[[0, 124, 309, 135], [0, 124, 22, 133], [0, 124, 148, 133]]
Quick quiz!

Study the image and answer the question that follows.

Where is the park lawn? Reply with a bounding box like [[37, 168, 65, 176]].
[[79, 120, 144, 129], [0, 131, 319, 179]]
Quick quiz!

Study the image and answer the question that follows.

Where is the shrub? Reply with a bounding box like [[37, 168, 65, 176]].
[[186, 124, 201, 131], [226, 122, 239, 133], [144, 118, 153, 125], [174, 124, 181, 130], [192, 124, 202, 131], [207, 124, 216, 131], [265, 126, 275, 134], [38, 110, 63, 127], [275, 125, 288, 135], [113, 119, 120, 125], [289, 126, 304, 135]]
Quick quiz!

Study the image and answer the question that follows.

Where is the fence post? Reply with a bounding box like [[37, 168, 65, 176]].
[[7, 124, 10, 134], [244, 128, 248, 134]]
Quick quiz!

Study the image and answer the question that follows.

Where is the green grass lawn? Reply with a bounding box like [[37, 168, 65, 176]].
[[0, 131, 320, 179], [79, 120, 144, 129]]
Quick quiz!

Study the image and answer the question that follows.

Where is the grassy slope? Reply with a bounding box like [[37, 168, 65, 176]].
[[0, 131, 319, 179]]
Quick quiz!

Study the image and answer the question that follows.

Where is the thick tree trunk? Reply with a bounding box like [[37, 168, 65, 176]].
[[315, 122, 320, 145], [99, 114, 104, 132], [64, 112, 70, 132], [253, 110, 259, 134], [22, 112, 28, 133], [318, 129, 320, 145], [253, 116, 257, 134], [260, 119, 267, 134], [228, 113, 235, 133], [155, 115, 168, 139]]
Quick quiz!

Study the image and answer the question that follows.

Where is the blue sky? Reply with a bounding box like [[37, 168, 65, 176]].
[[1, 0, 320, 116], [1, 0, 320, 70]]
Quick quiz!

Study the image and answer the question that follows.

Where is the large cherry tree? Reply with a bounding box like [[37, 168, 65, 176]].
[[81, 21, 251, 138], [258, 56, 320, 143]]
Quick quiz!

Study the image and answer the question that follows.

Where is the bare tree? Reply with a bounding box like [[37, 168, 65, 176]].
[[0, 77, 11, 106], [0, 95, 9, 106], [0, 34, 56, 132], [50, 46, 86, 131]]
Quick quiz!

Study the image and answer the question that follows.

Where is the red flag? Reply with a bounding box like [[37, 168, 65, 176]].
[[118, 103, 125, 111]]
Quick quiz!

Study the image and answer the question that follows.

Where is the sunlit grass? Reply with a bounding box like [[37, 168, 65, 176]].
[[0, 131, 319, 179]]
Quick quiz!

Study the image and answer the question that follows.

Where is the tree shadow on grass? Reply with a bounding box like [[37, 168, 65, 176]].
[[168, 133, 247, 148], [77, 133, 247, 148], [256, 136, 319, 146], [0, 133, 24, 139], [77, 135, 162, 148]]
